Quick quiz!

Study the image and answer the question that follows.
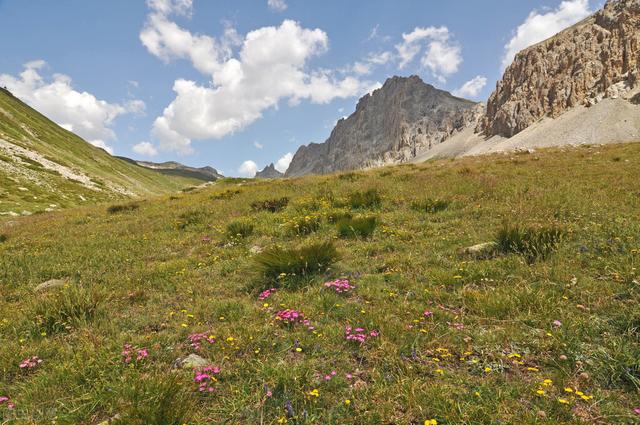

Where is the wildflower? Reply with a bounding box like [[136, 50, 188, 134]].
[[259, 288, 277, 301], [424, 420, 437, 425], [0, 396, 15, 410], [194, 366, 221, 393], [344, 399, 351, 405], [188, 333, 216, 350], [423, 310, 433, 318], [324, 279, 356, 294], [136, 348, 149, 361], [19, 356, 43, 370], [275, 309, 304, 324], [552, 320, 562, 327], [308, 388, 320, 398], [122, 344, 149, 364], [564, 388, 573, 393], [345, 326, 379, 344], [558, 398, 570, 404], [634, 407, 640, 415]]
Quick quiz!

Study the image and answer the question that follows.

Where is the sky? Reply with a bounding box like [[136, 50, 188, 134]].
[[0, 0, 603, 176]]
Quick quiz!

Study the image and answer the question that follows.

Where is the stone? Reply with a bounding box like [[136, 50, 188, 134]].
[[250, 245, 264, 254], [97, 414, 121, 425], [479, 0, 640, 138], [172, 353, 210, 370], [286, 75, 483, 177], [459, 242, 498, 259], [34, 278, 70, 292]]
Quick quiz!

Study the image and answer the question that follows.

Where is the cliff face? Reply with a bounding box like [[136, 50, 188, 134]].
[[480, 0, 640, 137], [286, 76, 481, 177], [255, 163, 283, 179]]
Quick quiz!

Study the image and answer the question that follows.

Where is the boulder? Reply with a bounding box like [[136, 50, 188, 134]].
[[172, 353, 210, 370], [34, 278, 70, 292]]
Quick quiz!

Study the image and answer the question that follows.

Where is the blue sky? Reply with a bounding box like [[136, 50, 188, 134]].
[[0, 0, 601, 176]]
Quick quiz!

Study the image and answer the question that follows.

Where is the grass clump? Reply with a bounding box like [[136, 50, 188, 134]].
[[495, 224, 564, 262], [326, 210, 352, 224], [0, 234, 6, 243], [211, 189, 241, 200], [30, 285, 103, 334], [226, 221, 254, 239], [336, 216, 377, 239], [251, 197, 289, 213], [106, 202, 139, 214], [412, 198, 450, 213], [254, 241, 340, 286], [176, 210, 205, 230], [348, 189, 381, 209], [286, 215, 322, 236]]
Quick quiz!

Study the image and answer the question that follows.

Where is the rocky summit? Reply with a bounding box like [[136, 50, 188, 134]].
[[479, 0, 640, 137], [285, 76, 482, 177], [255, 163, 284, 179]]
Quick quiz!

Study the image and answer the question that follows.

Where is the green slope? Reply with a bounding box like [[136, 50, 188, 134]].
[[0, 143, 638, 424], [0, 88, 202, 215]]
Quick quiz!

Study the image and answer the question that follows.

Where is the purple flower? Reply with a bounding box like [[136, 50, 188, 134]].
[[553, 320, 562, 327], [634, 407, 640, 415], [324, 279, 356, 294], [259, 288, 277, 301]]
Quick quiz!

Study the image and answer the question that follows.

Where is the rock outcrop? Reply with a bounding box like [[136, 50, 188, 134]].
[[286, 76, 482, 177], [255, 163, 284, 179], [479, 0, 640, 137]]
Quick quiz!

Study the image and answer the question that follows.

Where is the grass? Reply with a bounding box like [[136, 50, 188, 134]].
[[0, 143, 640, 424], [495, 223, 564, 262], [286, 215, 322, 236], [336, 216, 377, 239], [226, 221, 254, 239], [107, 202, 140, 214], [412, 198, 450, 213], [347, 189, 381, 209], [251, 197, 289, 213], [0, 234, 6, 243]]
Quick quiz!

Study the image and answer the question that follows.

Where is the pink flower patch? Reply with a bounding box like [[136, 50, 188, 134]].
[[188, 333, 216, 351], [259, 288, 277, 301], [345, 326, 380, 344], [194, 366, 221, 393], [19, 356, 42, 370], [0, 396, 15, 410], [324, 279, 356, 294], [122, 344, 150, 364]]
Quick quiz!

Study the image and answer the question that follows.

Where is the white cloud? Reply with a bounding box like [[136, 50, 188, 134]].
[[0, 61, 139, 151], [395, 26, 462, 82], [126, 99, 147, 115], [89, 140, 114, 155], [133, 141, 159, 156], [452, 75, 487, 98], [253, 141, 264, 149], [238, 160, 258, 177], [141, 4, 375, 154], [147, 0, 193, 17], [268, 0, 287, 12], [502, 0, 592, 70], [275, 152, 293, 173]]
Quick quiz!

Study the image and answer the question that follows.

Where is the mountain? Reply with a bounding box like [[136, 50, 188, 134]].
[[118, 158, 223, 182], [479, 0, 640, 138], [285, 76, 482, 177], [255, 163, 283, 179], [0, 88, 202, 216]]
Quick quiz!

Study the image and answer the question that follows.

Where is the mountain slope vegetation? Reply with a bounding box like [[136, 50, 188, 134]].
[[0, 88, 203, 216], [1, 143, 639, 424]]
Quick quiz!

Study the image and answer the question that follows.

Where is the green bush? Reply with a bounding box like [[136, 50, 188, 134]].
[[336, 216, 377, 239], [31, 285, 103, 334], [495, 224, 564, 262], [107, 202, 139, 214], [287, 216, 321, 236], [226, 221, 254, 239], [412, 198, 450, 213], [251, 197, 289, 213], [349, 189, 381, 209], [254, 241, 340, 285]]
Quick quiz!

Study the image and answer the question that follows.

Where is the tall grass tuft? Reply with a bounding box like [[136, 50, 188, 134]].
[[251, 197, 289, 213], [107, 202, 139, 214], [30, 285, 103, 334], [226, 221, 254, 239], [349, 189, 381, 209], [254, 241, 340, 286], [412, 198, 450, 214], [326, 210, 352, 224], [495, 224, 564, 262], [0, 234, 7, 243], [176, 210, 205, 230], [336, 216, 377, 239], [287, 216, 322, 236]]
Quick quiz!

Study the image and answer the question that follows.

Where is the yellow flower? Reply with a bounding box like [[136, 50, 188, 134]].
[[424, 420, 437, 425], [344, 399, 351, 406], [484, 367, 492, 373], [558, 398, 570, 404], [295, 347, 302, 352], [308, 389, 319, 397], [536, 389, 545, 396], [564, 387, 573, 393], [527, 367, 539, 372]]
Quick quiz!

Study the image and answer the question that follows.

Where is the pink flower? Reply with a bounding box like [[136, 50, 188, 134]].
[[0, 396, 14, 409], [553, 320, 562, 327], [122, 344, 149, 364], [634, 407, 640, 415], [259, 288, 277, 301], [275, 309, 304, 324], [345, 326, 379, 344], [194, 366, 220, 394], [136, 348, 149, 361], [188, 333, 216, 350], [345, 373, 353, 380], [324, 279, 356, 294], [19, 356, 42, 370], [423, 310, 433, 318]]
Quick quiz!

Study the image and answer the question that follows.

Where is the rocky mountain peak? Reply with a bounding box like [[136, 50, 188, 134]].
[[255, 163, 284, 179]]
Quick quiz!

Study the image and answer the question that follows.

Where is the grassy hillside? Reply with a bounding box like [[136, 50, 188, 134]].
[[1, 143, 639, 424], [0, 88, 202, 215]]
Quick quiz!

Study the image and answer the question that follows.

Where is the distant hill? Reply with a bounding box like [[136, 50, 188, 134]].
[[0, 88, 202, 216], [118, 158, 223, 182], [255, 163, 283, 179]]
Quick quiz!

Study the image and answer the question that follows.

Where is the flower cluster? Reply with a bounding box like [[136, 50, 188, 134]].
[[122, 344, 149, 364], [194, 366, 221, 393], [19, 356, 42, 370], [275, 309, 304, 324], [188, 332, 216, 350], [324, 279, 356, 294], [259, 288, 277, 301], [0, 396, 15, 410], [345, 326, 379, 344]]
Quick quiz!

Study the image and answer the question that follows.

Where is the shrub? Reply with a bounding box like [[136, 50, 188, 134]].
[[226, 221, 254, 239], [495, 224, 564, 262], [107, 202, 139, 214], [176, 210, 205, 230], [254, 241, 340, 285], [31, 285, 103, 334], [211, 189, 241, 200], [412, 198, 450, 214], [287, 216, 321, 236], [251, 197, 289, 213], [336, 216, 377, 239], [349, 189, 381, 209]]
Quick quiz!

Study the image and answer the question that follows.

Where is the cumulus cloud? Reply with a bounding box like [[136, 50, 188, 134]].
[[253, 141, 264, 149], [133, 141, 159, 156], [0, 60, 141, 155], [275, 152, 293, 173], [395, 26, 462, 82], [502, 0, 592, 70], [268, 0, 287, 12], [452, 75, 487, 99], [141, 4, 375, 154], [238, 160, 258, 177]]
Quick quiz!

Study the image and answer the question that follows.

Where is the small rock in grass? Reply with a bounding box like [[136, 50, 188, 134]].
[[250, 245, 263, 254], [459, 241, 498, 259], [34, 278, 70, 292], [172, 354, 210, 370], [97, 414, 121, 425]]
